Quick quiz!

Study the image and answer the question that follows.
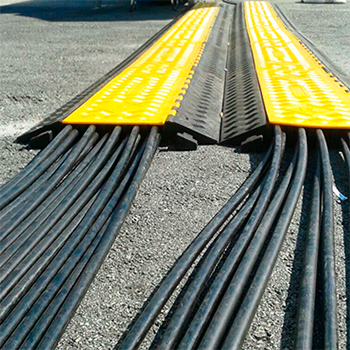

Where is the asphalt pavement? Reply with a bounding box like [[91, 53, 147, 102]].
[[0, 0, 349, 349]]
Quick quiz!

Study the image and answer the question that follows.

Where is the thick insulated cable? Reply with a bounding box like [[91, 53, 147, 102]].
[[0, 193, 99, 323], [0, 129, 141, 345], [220, 128, 307, 350], [0, 131, 127, 304], [154, 126, 284, 350], [198, 129, 303, 350], [177, 135, 295, 349], [317, 129, 338, 350], [153, 184, 263, 349], [0, 128, 149, 349], [116, 135, 274, 350], [0, 127, 79, 210], [0, 128, 120, 247], [342, 136, 350, 174], [0, 128, 128, 276], [32, 127, 161, 350], [295, 151, 321, 350], [0, 131, 99, 224], [0, 125, 73, 195], [0, 126, 97, 237], [342, 135, 350, 245]]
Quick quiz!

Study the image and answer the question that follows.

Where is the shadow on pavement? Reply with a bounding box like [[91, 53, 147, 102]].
[[0, 0, 186, 22]]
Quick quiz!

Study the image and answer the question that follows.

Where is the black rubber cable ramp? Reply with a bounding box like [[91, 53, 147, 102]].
[[165, 3, 233, 145], [220, 2, 268, 145]]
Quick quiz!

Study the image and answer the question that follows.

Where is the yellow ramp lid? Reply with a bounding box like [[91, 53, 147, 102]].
[[63, 4, 219, 126], [245, 1, 350, 129]]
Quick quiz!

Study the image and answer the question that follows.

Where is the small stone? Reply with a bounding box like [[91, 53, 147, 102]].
[[254, 326, 267, 339]]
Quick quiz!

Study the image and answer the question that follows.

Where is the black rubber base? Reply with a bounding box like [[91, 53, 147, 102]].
[[220, 2, 268, 146], [164, 3, 233, 145]]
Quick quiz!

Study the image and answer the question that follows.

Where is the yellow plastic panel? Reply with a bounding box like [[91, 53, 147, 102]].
[[245, 1, 350, 129], [63, 4, 219, 125]]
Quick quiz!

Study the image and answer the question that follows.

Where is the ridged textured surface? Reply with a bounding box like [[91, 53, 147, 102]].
[[165, 3, 232, 144], [245, 1, 350, 129], [220, 2, 267, 144], [15, 11, 187, 144], [62, 4, 219, 126]]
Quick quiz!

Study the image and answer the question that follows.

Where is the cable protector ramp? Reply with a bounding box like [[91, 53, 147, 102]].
[[62, 3, 219, 126], [245, 1, 350, 129], [220, 2, 268, 145], [165, 3, 233, 144]]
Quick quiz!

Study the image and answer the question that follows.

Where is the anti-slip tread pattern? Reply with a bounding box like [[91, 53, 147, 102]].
[[220, 3, 267, 144], [165, 4, 232, 144]]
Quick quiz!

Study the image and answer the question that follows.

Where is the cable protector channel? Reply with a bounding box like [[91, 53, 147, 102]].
[[245, 1, 350, 129], [165, 3, 232, 144], [62, 4, 219, 126], [220, 2, 268, 145]]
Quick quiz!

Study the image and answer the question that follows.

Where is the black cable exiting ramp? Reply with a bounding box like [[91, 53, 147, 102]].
[[0, 126, 159, 349], [116, 128, 349, 350]]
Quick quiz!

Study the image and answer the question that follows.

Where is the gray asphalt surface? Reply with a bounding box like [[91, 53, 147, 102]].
[[0, 0, 349, 349]]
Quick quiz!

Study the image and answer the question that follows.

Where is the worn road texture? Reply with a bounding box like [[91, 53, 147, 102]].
[[0, 0, 349, 349]]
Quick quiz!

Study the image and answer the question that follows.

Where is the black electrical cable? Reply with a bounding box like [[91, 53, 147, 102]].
[[0, 132, 100, 235], [0, 131, 144, 349], [26, 127, 160, 350], [295, 153, 321, 350], [153, 184, 263, 349], [0, 130, 100, 223], [220, 128, 307, 350], [0, 127, 119, 245], [343, 136, 350, 238], [0, 125, 97, 237], [0, 125, 73, 195], [116, 134, 274, 350], [154, 126, 284, 350], [177, 136, 293, 349], [198, 130, 302, 350], [0, 192, 99, 323], [0, 128, 136, 291], [316, 129, 338, 350], [0, 128, 141, 348], [0, 133, 126, 306], [0, 127, 123, 262], [341, 137, 350, 173], [0, 127, 79, 210], [0, 142, 127, 281]]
